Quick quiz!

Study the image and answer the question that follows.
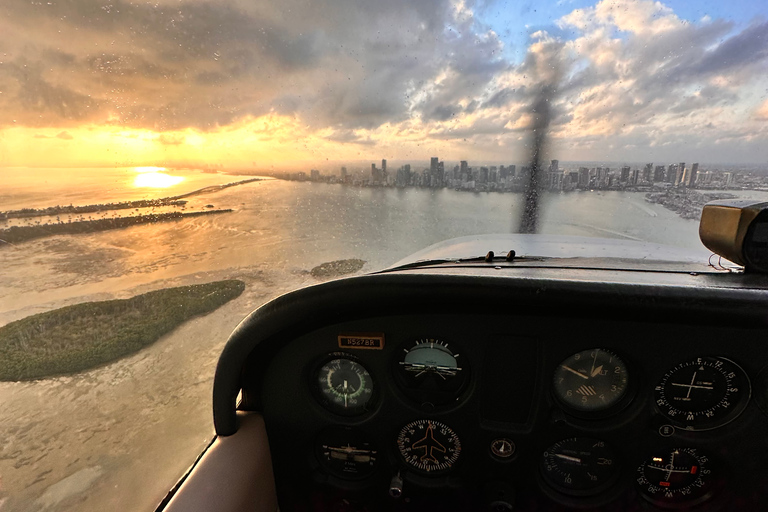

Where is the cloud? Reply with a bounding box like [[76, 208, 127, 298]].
[[324, 129, 378, 146], [1, 0, 493, 132], [56, 131, 73, 140], [1, 0, 768, 163], [156, 134, 184, 146], [756, 99, 768, 121]]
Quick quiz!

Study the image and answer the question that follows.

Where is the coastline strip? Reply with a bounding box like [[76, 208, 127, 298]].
[[0, 177, 262, 220], [0, 209, 233, 245]]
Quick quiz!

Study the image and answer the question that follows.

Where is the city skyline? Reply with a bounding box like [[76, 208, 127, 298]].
[[291, 155, 755, 194]]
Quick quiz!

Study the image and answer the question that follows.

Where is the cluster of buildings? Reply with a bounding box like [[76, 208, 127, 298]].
[[289, 158, 743, 192]]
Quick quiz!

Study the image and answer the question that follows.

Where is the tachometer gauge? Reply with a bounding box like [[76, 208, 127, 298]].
[[636, 448, 715, 508], [552, 348, 630, 414], [395, 338, 470, 406], [316, 427, 378, 479], [654, 356, 750, 431], [540, 438, 619, 496], [315, 355, 374, 415], [397, 420, 461, 474]]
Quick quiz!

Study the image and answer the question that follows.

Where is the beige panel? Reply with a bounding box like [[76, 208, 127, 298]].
[[164, 412, 278, 512]]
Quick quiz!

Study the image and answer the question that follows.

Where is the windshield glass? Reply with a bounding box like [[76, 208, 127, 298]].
[[1, 0, 767, 510]]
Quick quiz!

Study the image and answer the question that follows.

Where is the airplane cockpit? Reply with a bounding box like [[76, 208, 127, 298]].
[[157, 203, 768, 512]]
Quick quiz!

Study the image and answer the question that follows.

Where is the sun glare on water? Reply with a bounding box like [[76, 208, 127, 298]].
[[132, 167, 185, 188]]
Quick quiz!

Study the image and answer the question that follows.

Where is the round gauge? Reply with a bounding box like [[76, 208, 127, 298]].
[[315, 356, 374, 415], [395, 339, 469, 406], [636, 448, 714, 508], [553, 348, 630, 414], [397, 419, 461, 474], [316, 427, 378, 479], [654, 357, 750, 431], [540, 438, 620, 496]]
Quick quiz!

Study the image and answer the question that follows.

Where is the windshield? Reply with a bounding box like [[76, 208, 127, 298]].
[[1, 0, 767, 510]]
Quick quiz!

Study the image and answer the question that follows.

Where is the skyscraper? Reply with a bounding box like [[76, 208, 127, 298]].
[[666, 164, 678, 184], [688, 163, 699, 187], [643, 163, 653, 183], [620, 166, 631, 182]]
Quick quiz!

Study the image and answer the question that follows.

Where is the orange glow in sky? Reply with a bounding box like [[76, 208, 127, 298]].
[[134, 166, 168, 173]]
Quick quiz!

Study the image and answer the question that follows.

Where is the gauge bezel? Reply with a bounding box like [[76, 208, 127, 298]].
[[551, 347, 637, 419], [539, 437, 621, 498], [636, 447, 716, 508], [392, 337, 471, 408], [754, 364, 768, 418], [310, 352, 378, 417], [315, 426, 379, 481], [653, 356, 751, 431], [396, 419, 462, 475]]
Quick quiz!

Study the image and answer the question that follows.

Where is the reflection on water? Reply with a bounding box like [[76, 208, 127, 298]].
[[133, 170, 185, 188]]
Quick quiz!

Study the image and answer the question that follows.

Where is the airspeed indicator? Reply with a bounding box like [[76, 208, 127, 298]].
[[315, 355, 375, 416]]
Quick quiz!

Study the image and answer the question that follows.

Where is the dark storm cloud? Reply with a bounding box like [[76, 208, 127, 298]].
[[0, 0, 474, 130], [1, 60, 100, 125], [324, 129, 377, 146], [689, 20, 768, 76]]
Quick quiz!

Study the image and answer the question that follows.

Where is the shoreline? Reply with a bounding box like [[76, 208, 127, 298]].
[[0, 209, 233, 245], [645, 190, 738, 220], [0, 178, 263, 220]]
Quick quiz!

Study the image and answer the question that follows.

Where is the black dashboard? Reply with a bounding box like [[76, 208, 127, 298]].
[[212, 263, 768, 511]]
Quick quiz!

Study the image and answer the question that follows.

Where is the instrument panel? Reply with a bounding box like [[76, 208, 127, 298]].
[[255, 312, 768, 511]]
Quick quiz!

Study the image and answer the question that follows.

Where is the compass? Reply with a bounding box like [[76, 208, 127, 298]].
[[654, 356, 750, 430], [396, 420, 461, 474]]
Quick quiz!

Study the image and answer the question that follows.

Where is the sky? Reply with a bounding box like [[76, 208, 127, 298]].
[[0, 0, 767, 169]]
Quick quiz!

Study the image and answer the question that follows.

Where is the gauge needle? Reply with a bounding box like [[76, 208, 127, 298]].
[[670, 371, 714, 398], [591, 365, 604, 377], [555, 453, 582, 464], [590, 349, 598, 376], [665, 450, 677, 480], [343, 380, 348, 407], [561, 365, 589, 380]]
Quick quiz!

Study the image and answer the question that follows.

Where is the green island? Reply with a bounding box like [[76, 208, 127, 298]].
[[310, 259, 366, 278], [0, 280, 245, 381]]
